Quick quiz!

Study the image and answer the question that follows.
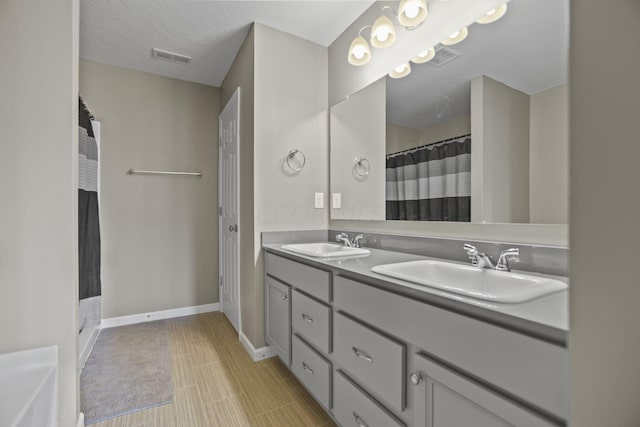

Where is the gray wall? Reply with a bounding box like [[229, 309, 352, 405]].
[[79, 60, 220, 318], [0, 0, 79, 425], [386, 115, 471, 155], [471, 75, 531, 224], [253, 23, 329, 346], [570, 0, 640, 425], [530, 84, 569, 224], [220, 26, 257, 344], [331, 78, 386, 220]]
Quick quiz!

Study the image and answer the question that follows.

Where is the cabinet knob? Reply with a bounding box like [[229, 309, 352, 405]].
[[410, 372, 422, 385], [280, 293, 287, 301]]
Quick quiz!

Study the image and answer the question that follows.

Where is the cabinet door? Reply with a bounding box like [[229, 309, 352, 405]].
[[265, 277, 291, 365], [409, 353, 559, 427]]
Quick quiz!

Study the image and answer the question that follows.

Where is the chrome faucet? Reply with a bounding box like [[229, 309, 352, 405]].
[[463, 244, 520, 271], [463, 244, 495, 269], [496, 248, 520, 272], [336, 233, 365, 248]]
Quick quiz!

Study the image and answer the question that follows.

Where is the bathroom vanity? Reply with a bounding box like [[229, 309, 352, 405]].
[[263, 239, 568, 427]]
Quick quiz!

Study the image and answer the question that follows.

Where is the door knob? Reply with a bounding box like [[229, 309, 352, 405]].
[[410, 372, 422, 385]]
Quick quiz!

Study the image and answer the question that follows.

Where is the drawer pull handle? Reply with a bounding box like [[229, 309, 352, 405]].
[[352, 347, 374, 363], [280, 293, 288, 301], [302, 362, 314, 375], [353, 412, 369, 427], [302, 313, 314, 323]]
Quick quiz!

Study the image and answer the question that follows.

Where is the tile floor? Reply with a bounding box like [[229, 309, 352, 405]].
[[90, 312, 337, 427]]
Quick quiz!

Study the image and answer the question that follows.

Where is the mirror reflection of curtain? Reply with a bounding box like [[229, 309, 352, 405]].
[[386, 137, 471, 221], [78, 96, 101, 333]]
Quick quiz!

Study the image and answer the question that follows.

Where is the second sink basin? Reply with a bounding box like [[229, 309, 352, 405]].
[[371, 260, 567, 303], [281, 243, 371, 258]]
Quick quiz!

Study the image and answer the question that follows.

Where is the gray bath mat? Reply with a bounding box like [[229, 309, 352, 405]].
[[80, 320, 174, 424]]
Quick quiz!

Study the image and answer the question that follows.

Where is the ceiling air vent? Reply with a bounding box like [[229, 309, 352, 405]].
[[151, 48, 192, 65], [428, 46, 461, 67]]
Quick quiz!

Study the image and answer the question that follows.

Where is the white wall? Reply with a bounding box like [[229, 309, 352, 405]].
[[0, 0, 79, 425], [331, 78, 386, 220], [530, 84, 569, 224], [252, 23, 329, 346], [569, 1, 640, 425], [79, 60, 220, 318], [472, 75, 530, 224]]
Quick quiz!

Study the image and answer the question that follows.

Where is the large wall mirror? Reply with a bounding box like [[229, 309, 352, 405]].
[[330, 0, 569, 224]]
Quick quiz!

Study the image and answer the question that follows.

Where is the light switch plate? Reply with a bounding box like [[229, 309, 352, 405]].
[[332, 193, 342, 209], [314, 192, 324, 209]]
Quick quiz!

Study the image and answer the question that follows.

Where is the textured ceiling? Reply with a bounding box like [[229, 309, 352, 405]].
[[386, 0, 569, 129], [80, 0, 375, 87]]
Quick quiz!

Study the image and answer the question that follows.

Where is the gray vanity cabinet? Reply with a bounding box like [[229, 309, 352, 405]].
[[409, 352, 558, 427], [265, 276, 291, 365]]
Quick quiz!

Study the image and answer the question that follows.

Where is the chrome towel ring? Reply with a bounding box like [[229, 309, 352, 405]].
[[354, 157, 370, 177], [286, 149, 306, 172]]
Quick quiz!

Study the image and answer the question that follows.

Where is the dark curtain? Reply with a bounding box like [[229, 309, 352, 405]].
[[386, 137, 471, 222], [79, 96, 101, 300]]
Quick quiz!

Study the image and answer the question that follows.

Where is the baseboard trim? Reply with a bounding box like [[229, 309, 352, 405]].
[[240, 331, 276, 362], [101, 303, 219, 329], [78, 326, 100, 373], [77, 412, 84, 427]]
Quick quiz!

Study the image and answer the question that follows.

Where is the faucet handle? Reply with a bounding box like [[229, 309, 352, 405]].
[[463, 244, 479, 266], [352, 234, 364, 248], [496, 248, 520, 271], [336, 232, 349, 242]]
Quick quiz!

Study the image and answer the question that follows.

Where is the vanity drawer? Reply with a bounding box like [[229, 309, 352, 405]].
[[333, 370, 405, 427], [333, 312, 405, 412], [265, 253, 331, 302], [292, 290, 331, 354], [334, 276, 568, 420], [291, 334, 332, 409]]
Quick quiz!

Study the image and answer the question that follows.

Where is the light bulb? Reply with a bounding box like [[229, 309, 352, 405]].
[[348, 36, 371, 66], [476, 3, 508, 24], [412, 47, 435, 64], [371, 15, 396, 48], [442, 26, 468, 45], [389, 62, 411, 79], [398, 0, 428, 28]]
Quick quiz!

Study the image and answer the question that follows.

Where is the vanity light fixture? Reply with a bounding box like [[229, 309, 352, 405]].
[[371, 14, 397, 48], [441, 26, 469, 46], [348, 34, 371, 66], [397, 0, 428, 28], [476, 3, 508, 24], [411, 47, 436, 64], [389, 62, 411, 79]]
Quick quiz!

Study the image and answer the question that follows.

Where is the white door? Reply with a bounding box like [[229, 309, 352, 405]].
[[219, 88, 240, 332]]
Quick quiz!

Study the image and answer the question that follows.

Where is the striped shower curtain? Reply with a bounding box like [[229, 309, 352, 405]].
[[78, 96, 101, 333], [386, 137, 471, 221]]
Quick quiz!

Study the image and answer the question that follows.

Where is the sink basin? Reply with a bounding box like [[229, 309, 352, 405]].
[[371, 260, 567, 303], [281, 243, 370, 258]]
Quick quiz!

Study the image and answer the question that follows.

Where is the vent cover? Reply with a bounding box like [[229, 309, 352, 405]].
[[428, 46, 461, 67], [151, 48, 192, 65]]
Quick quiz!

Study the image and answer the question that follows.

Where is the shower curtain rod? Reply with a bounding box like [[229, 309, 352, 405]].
[[386, 133, 471, 158], [128, 169, 202, 177]]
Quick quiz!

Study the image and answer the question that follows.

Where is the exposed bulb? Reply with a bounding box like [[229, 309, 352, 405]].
[[389, 62, 411, 78], [352, 45, 366, 60], [412, 47, 435, 64], [397, 0, 428, 27], [441, 26, 468, 45], [371, 15, 396, 48], [348, 35, 371, 66], [476, 3, 508, 24]]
